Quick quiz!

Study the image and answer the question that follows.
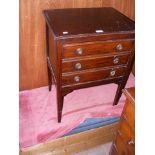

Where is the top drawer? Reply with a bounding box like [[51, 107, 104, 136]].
[[62, 40, 134, 58]]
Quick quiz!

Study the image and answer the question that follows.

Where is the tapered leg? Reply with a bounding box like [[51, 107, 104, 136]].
[[113, 80, 127, 106], [47, 66, 52, 91], [57, 90, 64, 123], [45, 23, 52, 91], [113, 53, 135, 105]]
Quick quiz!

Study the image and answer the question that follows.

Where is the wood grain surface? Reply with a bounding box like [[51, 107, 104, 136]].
[[109, 87, 135, 155], [19, 0, 135, 90]]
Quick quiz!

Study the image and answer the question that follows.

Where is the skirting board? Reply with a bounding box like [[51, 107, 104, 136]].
[[20, 122, 118, 155]]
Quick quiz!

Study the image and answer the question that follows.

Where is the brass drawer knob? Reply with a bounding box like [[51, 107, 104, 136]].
[[74, 76, 80, 82], [75, 63, 82, 70], [113, 56, 119, 64], [110, 70, 116, 76], [76, 48, 83, 55], [116, 43, 123, 51]]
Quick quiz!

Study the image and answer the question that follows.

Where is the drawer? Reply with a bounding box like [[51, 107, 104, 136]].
[[62, 66, 127, 86], [122, 101, 135, 129], [114, 134, 128, 155], [62, 40, 134, 58], [62, 53, 131, 73], [118, 119, 135, 154], [118, 118, 135, 145]]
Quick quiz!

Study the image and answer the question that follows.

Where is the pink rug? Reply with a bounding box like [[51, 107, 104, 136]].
[[19, 74, 134, 148]]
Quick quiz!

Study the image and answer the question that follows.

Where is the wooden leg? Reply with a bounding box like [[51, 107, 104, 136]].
[[113, 54, 135, 105], [45, 23, 52, 91], [113, 80, 127, 106], [57, 90, 64, 123], [47, 66, 52, 91]]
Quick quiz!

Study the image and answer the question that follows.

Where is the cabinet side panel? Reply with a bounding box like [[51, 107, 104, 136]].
[[49, 31, 57, 82]]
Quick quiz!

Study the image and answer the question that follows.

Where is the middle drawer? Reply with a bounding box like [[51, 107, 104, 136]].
[[62, 53, 130, 73]]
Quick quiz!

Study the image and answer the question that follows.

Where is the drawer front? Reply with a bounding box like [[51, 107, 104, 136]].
[[62, 53, 130, 73], [63, 40, 134, 58], [114, 134, 128, 155], [118, 118, 135, 145], [118, 121, 135, 155], [62, 67, 127, 86], [122, 101, 135, 129]]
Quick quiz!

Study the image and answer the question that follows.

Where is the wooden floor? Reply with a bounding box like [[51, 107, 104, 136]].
[[20, 123, 118, 155]]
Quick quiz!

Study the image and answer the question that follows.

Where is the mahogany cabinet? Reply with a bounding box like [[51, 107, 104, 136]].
[[43, 8, 135, 122], [109, 87, 135, 155]]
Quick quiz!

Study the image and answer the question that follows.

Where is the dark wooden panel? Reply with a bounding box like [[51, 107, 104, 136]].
[[19, 0, 134, 90]]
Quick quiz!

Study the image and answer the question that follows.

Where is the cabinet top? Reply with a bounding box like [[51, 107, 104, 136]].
[[43, 7, 135, 38]]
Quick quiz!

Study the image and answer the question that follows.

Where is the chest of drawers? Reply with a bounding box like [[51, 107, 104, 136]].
[[43, 8, 135, 122], [110, 87, 135, 155]]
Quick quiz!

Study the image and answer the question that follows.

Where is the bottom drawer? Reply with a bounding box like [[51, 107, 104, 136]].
[[62, 66, 127, 86]]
